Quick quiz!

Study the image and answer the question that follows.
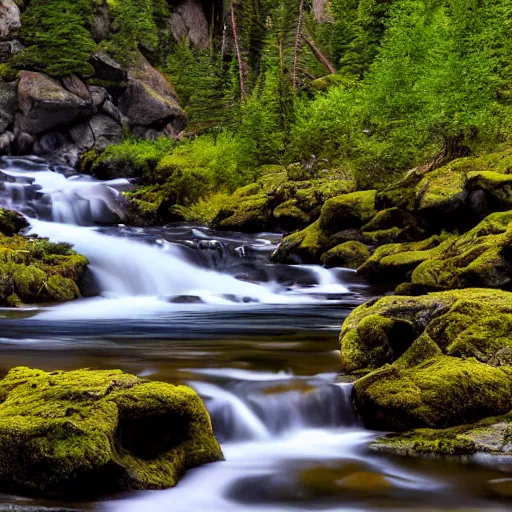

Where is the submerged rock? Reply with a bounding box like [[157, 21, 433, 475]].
[[0, 367, 223, 497]]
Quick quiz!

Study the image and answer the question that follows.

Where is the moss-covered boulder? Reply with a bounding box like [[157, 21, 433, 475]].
[[340, 288, 512, 373], [371, 412, 512, 458], [0, 207, 28, 236], [354, 356, 512, 431], [321, 241, 371, 269], [358, 210, 512, 294], [0, 233, 88, 306], [319, 190, 377, 233], [0, 367, 222, 496]]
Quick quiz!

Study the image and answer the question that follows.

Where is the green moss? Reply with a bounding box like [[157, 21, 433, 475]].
[[88, 139, 176, 180], [340, 288, 512, 372], [0, 208, 28, 236], [0, 64, 18, 83], [271, 220, 332, 263], [416, 168, 466, 211], [13, 0, 97, 77], [0, 233, 88, 306], [213, 193, 272, 233], [321, 241, 371, 269], [353, 355, 512, 430], [0, 367, 222, 496], [319, 190, 377, 233]]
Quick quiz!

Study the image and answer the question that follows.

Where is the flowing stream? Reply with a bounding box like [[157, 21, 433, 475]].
[[0, 156, 510, 511]]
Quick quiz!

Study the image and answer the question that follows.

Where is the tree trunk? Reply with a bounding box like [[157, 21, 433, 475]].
[[303, 32, 336, 74], [292, 0, 306, 90], [312, 0, 332, 23], [230, 2, 246, 101]]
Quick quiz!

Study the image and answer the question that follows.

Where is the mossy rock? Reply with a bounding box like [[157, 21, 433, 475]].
[[0, 208, 28, 236], [340, 288, 512, 373], [358, 210, 512, 292], [0, 367, 222, 497], [319, 190, 377, 233], [358, 234, 449, 283], [272, 199, 311, 230], [371, 411, 512, 458], [415, 167, 467, 212], [354, 355, 512, 431], [321, 241, 371, 269], [213, 193, 273, 233], [271, 220, 331, 263], [0, 234, 88, 306]]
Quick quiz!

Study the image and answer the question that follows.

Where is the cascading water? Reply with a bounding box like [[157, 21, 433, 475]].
[[0, 157, 509, 512], [0, 156, 353, 315]]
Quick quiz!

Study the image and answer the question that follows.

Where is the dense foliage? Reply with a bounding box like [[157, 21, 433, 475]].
[[6, 0, 512, 189]]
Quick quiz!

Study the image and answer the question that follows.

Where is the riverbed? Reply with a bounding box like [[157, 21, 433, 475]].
[[0, 157, 510, 511]]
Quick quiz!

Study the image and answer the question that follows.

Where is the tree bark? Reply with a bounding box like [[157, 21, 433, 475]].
[[230, 2, 246, 101], [292, 0, 306, 90], [303, 32, 336, 74]]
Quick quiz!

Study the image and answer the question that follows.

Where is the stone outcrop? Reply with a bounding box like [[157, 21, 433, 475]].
[[0, 367, 223, 496], [169, 0, 210, 50], [0, 0, 21, 42], [119, 57, 187, 136], [15, 72, 92, 135]]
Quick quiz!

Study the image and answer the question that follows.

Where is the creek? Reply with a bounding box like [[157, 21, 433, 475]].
[[0, 156, 509, 511]]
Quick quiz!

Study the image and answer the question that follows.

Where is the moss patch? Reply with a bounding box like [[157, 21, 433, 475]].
[[353, 356, 512, 430], [321, 241, 371, 269], [0, 231, 88, 306], [340, 288, 512, 372], [0, 367, 222, 496]]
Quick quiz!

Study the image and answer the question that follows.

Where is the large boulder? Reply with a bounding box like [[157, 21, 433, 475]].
[[354, 356, 512, 430], [15, 72, 92, 135], [0, 0, 21, 41], [340, 288, 512, 373], [118, 58, 187, 133], [0, 367, 223, 496]]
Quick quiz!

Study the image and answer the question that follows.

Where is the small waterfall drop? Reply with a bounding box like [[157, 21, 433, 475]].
[[0, 156, 353, 314]]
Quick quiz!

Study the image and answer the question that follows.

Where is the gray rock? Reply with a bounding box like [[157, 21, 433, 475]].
[[0, 130, 14, 154], [33, 131, 70, 155], [89, 114, 122, 151], [16, 71, 92, 135], [90, 52, 127, 82], [13, 131, 35, 154], [102, 99, 121, 123], [118, 58, 186, 130], [89, 86, 108, 111], [61, 75, 92, 101], [169, 0, 209, 50], [68, 121, 95, 151], [0, 39, 24, 62], [0, 0, 21, 41], [0, 82, 17, 133]]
